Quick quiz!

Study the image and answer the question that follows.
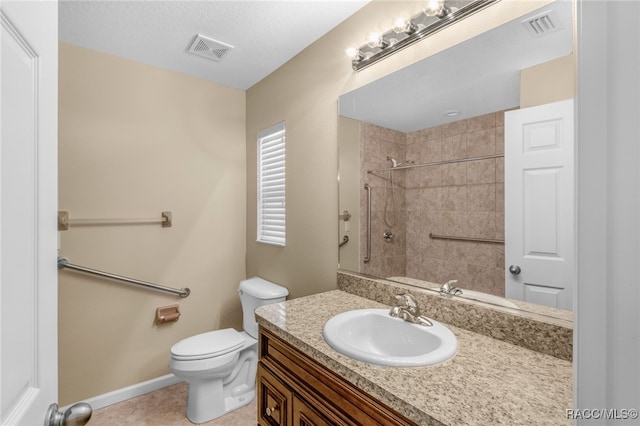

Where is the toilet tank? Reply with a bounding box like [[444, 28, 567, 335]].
[[238, 277, 288, 338]]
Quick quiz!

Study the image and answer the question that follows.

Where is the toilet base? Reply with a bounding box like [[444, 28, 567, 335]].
[[186, 381, 255, 424], [177, 338, 258, 424], [224, 387, 255, 417]]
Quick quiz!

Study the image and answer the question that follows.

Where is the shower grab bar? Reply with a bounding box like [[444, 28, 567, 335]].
[[429, 233, 504, 245], [364, 184, 371, 264], [58, 211, 172, 231], [58, 257, 191, 298], [367, 154, 504, 174]]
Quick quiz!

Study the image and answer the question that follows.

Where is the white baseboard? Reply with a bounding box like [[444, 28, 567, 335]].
[[62, 374, 183, 412]]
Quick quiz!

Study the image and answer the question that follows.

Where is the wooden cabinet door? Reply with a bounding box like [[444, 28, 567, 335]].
[[258, 363, 292, 426], [293, 396, 335, 426]]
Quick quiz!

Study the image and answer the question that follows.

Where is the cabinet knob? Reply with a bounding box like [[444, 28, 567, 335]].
[[265, 405, 279, 417], [508, 265, 521, 275]]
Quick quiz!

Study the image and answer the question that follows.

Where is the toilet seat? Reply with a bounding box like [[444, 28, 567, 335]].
[[171, 328, 245, 361]]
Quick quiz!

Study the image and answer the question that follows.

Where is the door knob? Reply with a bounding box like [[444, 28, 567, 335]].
[[508, 265, 521, 275], [46, 402, 92, 426]]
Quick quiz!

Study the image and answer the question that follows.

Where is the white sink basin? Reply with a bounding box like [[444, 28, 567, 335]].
[[322, 309, 457, 367]]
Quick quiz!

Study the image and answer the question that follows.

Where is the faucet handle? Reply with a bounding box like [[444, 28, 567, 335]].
[[389, 293, 405, 317], [393, 292, 420, 315], [440, 280, 462, 295], [388, 292, 432, 326], [392, 291, 409, 304], [440, 280, 457, 291]]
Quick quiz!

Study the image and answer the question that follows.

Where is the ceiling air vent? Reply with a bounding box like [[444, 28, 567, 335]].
[[187, 34, 233, 62], [522, 10, 563, 38]]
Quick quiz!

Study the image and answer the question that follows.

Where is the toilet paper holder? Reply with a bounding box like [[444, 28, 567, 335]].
[[156, 304, 180, 324]]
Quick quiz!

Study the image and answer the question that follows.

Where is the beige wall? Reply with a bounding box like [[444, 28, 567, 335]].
[[521, 53, 576, 108], [58, 43, 246, 404], [245, 0, 555, 299]]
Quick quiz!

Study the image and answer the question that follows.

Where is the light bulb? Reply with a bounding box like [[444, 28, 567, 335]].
[[366, 32, 381, 48], [424, 0, 449, 17], [392, 18, 407, 33], [345, 47, 364, 61], [366, 32, 389, 49], [392, 17, 418, 35]]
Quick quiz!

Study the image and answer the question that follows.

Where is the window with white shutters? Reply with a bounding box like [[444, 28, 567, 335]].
[[257, 122, 285, 246]]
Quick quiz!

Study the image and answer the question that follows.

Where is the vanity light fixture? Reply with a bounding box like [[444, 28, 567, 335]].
[[348, 0, 500, 71]]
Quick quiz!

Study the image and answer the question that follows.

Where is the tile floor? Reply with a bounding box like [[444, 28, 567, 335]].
[[89, 382, 257, 425]]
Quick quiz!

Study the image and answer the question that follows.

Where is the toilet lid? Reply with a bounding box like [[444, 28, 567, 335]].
[[171, 328, 245, 361]]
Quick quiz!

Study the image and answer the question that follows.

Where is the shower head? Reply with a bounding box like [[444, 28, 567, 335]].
[[387, 156, 414, 168]]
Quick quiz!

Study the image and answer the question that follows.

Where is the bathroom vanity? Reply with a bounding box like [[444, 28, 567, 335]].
[[255, 286, 572, 426], [257, 327, 417, 425]]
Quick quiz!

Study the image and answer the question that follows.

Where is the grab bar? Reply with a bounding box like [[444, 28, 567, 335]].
[[429, 233, 504, 245], [339, 235, 349, 248], [58, 257, 191, 298], [367, 154, 504, 174], [58, 211, 172, 231], [364, 184, 371, 264]]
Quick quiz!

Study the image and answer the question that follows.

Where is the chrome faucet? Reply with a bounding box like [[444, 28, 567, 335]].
[[389, 292, 433, 326], [439, 280, 462, 296]]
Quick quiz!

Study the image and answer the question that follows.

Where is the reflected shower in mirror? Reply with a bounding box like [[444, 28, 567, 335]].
[[337, 0, 574, 319]]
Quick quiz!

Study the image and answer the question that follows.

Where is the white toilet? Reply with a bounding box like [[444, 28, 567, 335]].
[[169, 277, 288, 424]]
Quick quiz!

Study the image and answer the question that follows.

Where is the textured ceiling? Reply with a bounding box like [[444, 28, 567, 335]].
[[59, 1, 370, 90]]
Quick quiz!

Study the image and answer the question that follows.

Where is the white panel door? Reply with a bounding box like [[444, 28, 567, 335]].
[[505, 99, 574, 310], [1, 1, 58, 425]]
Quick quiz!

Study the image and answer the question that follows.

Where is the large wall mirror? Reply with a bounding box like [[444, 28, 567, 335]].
[[338, 0, 574, 321]]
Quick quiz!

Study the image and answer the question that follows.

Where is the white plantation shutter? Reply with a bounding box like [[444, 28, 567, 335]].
[[257, 122, 286, 246]]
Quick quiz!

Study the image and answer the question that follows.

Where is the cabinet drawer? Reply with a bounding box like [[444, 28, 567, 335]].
[[258, 363, 291, 426], [293, 395, 335, 426]]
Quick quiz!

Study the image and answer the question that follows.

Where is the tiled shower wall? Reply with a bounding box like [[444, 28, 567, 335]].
[[360, 111, 507, 296], [360, 123, 407, 279]]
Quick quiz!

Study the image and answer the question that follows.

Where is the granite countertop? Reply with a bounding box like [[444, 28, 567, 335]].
[[255, 289, 572, 426]]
